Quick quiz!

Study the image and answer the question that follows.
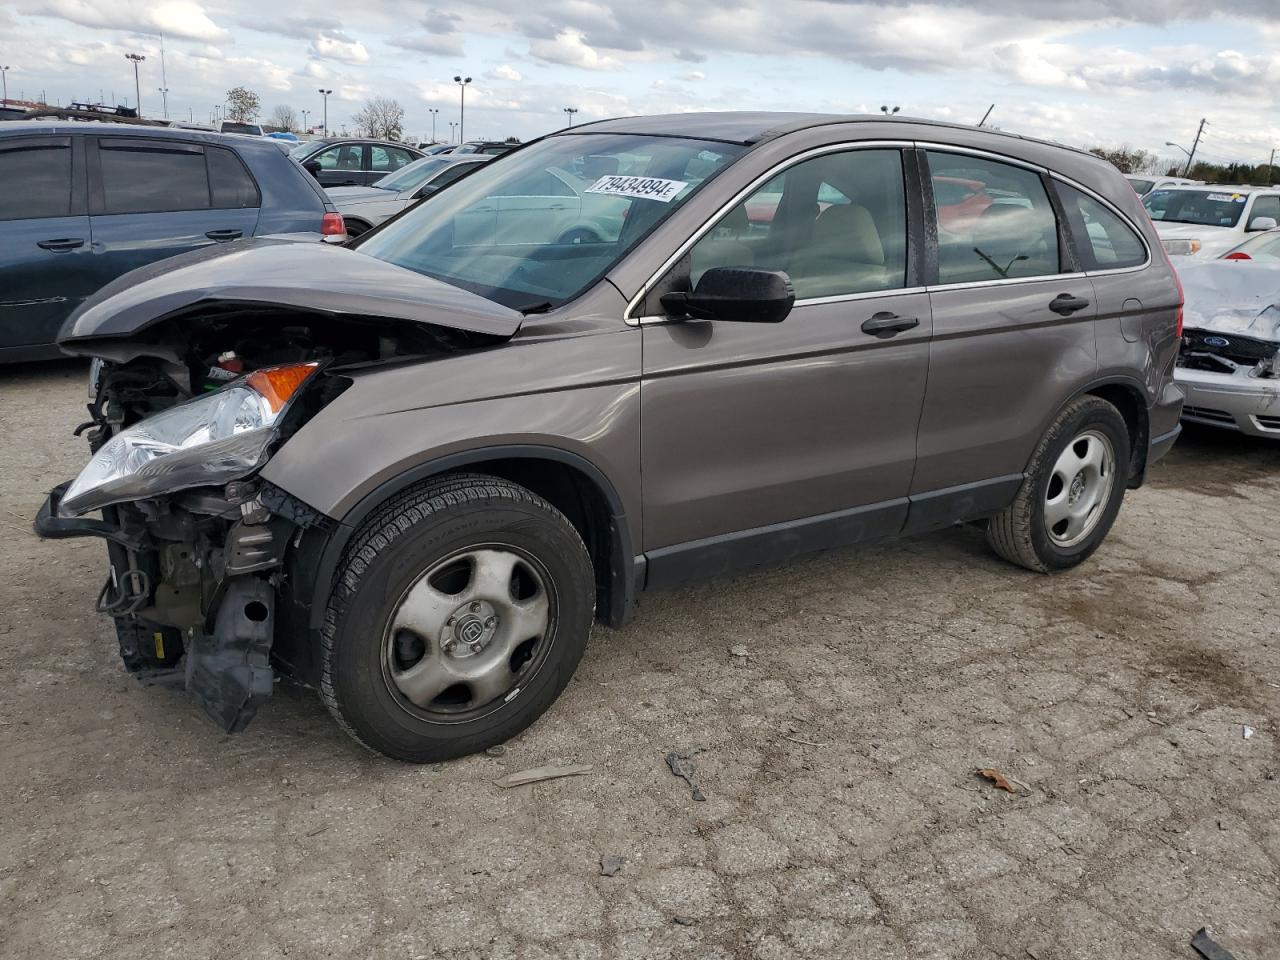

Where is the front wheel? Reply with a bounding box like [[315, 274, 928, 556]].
[[320, 474, 595, 762], [987, 395, 1131, 572]]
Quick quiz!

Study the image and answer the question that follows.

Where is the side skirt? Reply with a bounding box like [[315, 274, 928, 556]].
[[641, 474, 1024, 590]]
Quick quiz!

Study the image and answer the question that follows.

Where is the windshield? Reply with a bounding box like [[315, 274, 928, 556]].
[[1126, 178, 1154, 196], [1144, 189, 1248, 228], [290, 141, 324, 160], [221, 122, 261, 136], [374, 157, 451, 192], [354, 133, 744, 310]]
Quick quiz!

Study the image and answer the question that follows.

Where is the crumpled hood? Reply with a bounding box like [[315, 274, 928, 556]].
[[1178, 258, 1280, 342], [327, 185, 395, 204], [59, 238, 522, 348]]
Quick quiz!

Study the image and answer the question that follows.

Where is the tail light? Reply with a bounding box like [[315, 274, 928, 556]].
[[1223, 251, 1251, 260], [321, 212, 346, 237]]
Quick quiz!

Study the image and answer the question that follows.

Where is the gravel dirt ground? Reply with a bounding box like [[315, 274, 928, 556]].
[[1, 359, 1278, 960]]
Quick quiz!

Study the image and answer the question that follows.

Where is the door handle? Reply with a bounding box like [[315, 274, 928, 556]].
[[1049, 293, 1091, 315], [205, 229, 243, 241], [861, 312, 920, 337], [37, 238, 85, 251]]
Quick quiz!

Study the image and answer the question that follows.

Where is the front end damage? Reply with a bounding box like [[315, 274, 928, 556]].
[[35, 241, 521, 732], [1174, 260, 1280, 438]]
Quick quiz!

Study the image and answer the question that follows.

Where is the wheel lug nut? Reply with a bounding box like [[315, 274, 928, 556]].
[[446, 617, 455, 626], [484, 617, 496, 628], [469, 602, 480, 612]]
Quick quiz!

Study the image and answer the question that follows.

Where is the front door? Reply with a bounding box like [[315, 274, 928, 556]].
[[913, 149, 1098, 500], [639, 147, 931, 580], [0, 135, 93, 357]]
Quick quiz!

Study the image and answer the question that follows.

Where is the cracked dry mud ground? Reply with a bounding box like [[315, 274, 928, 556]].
[[1, 360, 1278, 960]]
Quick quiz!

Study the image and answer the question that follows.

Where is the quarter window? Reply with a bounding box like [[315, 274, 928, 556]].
[[1249, 195, 1280, 225], [99, 140, 209, 214], [1056, 183, 1146, 270], [0, 140, 72, 220], [927, 152, 1061, 283], [685, 148, 908, 299], [372, 146, 416, 172], [207, 147, 260, 208]]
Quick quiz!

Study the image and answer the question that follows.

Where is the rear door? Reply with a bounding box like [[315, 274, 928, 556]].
[[87, 137, 260, 287], [0, 134, 93, 356], [370, 144, 418, 186], [310, 143, 366, 187], [639, 145, 932, 575], [912, 148, 1098, 507]]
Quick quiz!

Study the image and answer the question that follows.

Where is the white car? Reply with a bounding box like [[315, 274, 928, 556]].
[[1125, 175, 1199, 197], [1220, 228, 1280, 261], [327, 155, 491, 237], [1175, 258, 1280, 438], [1144, 185, 1280, 258]]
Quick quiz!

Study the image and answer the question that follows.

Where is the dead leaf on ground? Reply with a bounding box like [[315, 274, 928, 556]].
[[494, 764, 593, 788], [977, 767, 1018, 793]]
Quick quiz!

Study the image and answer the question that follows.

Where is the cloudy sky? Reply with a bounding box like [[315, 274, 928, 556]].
[[4, 1, 1280, 166]]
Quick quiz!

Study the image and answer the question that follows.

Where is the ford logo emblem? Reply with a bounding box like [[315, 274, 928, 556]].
[[1203, 336, 1231, 348]]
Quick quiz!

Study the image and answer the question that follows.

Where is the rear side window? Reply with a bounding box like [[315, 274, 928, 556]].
[[1056, 183, 1146, 270], [0, 140, 72, 220], [1249, 195, 1280, 224], [927, 151, 1061, 283], [99, 140, 209, 214], [371, 146, 416, 171], [314, 144, 363, 170], [207, 146, 260, 208]]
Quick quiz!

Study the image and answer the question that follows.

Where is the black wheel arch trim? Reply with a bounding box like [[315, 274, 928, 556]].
[[296, 444, 637, 640]]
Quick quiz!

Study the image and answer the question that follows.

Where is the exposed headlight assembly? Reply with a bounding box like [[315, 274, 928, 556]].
[[60, 362, 318, 517]]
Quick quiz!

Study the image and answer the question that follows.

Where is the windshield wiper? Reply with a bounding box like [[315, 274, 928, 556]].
[[518, 301, 554, 315]]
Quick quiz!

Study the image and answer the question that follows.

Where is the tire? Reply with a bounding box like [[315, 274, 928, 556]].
[[557, 227, 602, 245], [320, 473, 595, 762], [986, 395, 1131, 573]]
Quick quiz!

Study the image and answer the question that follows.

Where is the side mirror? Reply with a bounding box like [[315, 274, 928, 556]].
[[1248, 216, 1278, 232], [660, 267, 795, 323], [303, 160, 322, 179]]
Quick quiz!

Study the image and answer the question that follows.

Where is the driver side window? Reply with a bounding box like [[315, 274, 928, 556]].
[[684, 148, 908, 300]]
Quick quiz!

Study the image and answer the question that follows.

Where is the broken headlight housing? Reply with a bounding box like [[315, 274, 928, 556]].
[[60, 362, 318, 517], [1162, 238, 1202, 256]]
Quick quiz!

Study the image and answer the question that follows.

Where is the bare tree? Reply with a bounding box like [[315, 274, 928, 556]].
[[268, 104, 299, 133], [352, 97, 405, 141], [226, 86, 261, 123]]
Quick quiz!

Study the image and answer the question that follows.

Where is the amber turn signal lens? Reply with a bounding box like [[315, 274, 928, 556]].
[[246, 362, 320, 413]]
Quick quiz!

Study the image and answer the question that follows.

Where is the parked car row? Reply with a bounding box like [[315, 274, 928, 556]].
[[33, 112, 1184, 762]]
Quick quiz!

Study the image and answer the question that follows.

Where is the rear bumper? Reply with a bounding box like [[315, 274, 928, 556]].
[[1175, 367, 1280, 439]]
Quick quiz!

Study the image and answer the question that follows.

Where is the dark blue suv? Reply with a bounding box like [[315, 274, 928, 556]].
[[0, 122, 343, 361]]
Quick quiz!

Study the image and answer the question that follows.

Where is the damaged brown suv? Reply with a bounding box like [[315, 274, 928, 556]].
[[37, 112, 1184, 761]]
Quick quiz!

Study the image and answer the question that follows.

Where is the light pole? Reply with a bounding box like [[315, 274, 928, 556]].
[[453, 75, 471, 143], [563, 107, 578, 127], [125, 53, 145, 116], [301, 109, 310, 133], [0, 66, 9, 105], [157, 86, 169, 119], [1167, 119, 1206, 177], [449, 121, 458, 143], [318, 88, 332, 136], [880, 104, 900, 116], [428, 107, 439, 143]]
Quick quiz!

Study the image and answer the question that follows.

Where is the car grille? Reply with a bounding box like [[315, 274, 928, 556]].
[[1254, 415, 1280, 431], [1181, 329, 1279, 367], [1183, 406, 1237, 425]]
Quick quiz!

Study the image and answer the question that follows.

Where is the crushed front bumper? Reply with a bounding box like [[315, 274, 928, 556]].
[[1176, 366, 1280, 439], [33, 482, 287, 732]]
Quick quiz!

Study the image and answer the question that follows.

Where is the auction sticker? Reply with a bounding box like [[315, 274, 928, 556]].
[[586, 175, 688, 202], [1206, 193, 1246, 202]]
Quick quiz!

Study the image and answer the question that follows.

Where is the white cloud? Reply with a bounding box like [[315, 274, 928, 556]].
[[529, 29, 619, 70], [310, 33, 370, 64], [29, 0, 229, 42], [491, 64, 523, 82], [678, 70, 705, 81]]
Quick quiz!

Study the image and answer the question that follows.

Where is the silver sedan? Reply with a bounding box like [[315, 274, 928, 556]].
[[328, 155, 492, 237]]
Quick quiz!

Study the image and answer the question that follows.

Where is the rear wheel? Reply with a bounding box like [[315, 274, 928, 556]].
[[557, 227, 602, 245], [987, 395, 1131, 572], [320, 474, 595, 762], [343, 218, 371, 238]]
